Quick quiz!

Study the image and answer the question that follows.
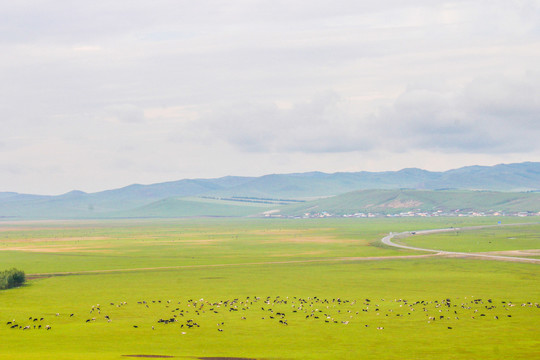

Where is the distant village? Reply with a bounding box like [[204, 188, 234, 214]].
[[266, 209, 540, 219]]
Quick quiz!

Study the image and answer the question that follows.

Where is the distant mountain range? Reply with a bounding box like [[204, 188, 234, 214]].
[[1, 162, 539, 219]]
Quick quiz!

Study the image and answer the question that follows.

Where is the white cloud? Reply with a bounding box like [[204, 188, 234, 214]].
[[104, 104, 146, 124], [0, 0, 539, 194], [202, 92, 374, 153], [198, 73, 540, 155]]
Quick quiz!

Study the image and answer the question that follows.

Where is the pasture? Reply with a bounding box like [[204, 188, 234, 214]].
[[0, 217, 538, 359], [400, 223, 540, 256]]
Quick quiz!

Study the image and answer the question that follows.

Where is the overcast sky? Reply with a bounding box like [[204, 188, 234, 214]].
[[2, 0, 539, 195]]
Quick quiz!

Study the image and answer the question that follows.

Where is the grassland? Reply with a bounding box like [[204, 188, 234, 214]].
[[401, 223, 540, 254], [0, 217, 538, 359]]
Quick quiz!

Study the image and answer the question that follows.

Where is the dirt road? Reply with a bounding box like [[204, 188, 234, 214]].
[[382, 224, 540, 264]]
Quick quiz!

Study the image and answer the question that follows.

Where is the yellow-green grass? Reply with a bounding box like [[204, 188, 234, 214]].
[[401, 223, 540, 253], [0, 217, 430, 273], [0, 217, 530, 274], [0, 217, 538, 359], [1, 259, 538, 360]]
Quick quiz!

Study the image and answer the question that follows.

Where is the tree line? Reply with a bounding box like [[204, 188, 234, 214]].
[[0, 268, 26, 290]]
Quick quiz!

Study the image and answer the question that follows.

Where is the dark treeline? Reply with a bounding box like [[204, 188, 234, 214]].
[[232, 196, 306, 203], [201, 195, 305, 205], [0, 268, 26, 290]]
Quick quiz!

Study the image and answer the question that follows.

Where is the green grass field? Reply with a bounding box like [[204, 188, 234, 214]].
[[401, 223, 540, 253], [0, 217, 538, 359]]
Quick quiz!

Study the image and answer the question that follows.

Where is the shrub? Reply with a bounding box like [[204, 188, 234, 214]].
[[0, 268, 26, 290]]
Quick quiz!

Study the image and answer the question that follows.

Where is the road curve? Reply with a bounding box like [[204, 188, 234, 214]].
[[382, 224, 540, 264]]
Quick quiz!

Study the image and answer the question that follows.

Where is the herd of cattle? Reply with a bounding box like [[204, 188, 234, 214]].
[[3, 295, 539, 333]]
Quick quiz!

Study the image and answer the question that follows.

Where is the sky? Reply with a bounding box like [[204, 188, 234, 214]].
[[2, 0, 539, 195]]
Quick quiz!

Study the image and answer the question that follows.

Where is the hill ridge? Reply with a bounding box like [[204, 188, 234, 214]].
[[1, 162, 539, 219]]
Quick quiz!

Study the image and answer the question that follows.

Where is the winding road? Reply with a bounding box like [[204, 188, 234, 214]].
[[382, 224, 540, 264]]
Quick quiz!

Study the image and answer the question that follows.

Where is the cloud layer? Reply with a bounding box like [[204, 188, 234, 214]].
[[1, 1, 539, 194]]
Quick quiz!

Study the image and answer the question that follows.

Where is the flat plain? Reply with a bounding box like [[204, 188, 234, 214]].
[[399, 223, 540, 255], [0, 217, 538, 359]]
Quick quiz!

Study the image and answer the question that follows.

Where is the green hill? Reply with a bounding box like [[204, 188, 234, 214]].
[[277, 189, 540, 216], [1, 162, 539, 219], [113, 197, 274, 218]]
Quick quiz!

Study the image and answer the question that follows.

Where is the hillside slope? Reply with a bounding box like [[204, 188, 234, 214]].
[[277, 189, 540, 216], [115, 197, 274, 218], [0, 162, 538, 219]]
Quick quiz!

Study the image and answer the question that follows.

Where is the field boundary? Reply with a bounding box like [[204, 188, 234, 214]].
[[27, 254, 438, 278]]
